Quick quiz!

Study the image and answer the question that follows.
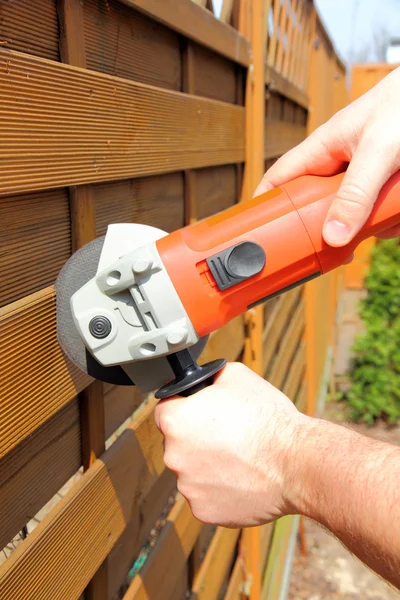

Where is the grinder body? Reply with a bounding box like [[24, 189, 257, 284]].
[[158, 171, 400, 337]]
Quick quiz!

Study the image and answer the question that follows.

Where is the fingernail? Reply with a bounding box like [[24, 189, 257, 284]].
[[323, 220, 351, 245]]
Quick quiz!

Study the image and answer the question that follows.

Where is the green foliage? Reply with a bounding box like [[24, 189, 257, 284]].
[[347, 239, 400, 424]]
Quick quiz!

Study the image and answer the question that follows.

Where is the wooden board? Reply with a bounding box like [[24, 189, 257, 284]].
[[0, 287, 90, 459], [223, 557, 245, 600], [108, 469, 177, 599], [83, 0, 181, 90], [199, 316, 244, 364], [95, 173, 185, 237], [0, 0, 59, 60], [191, 527, 240, 600], [0, 48, 245, 196], [264, 121, 306, 159], [123, 495, 202, 600], [119, 0, 251, 67], [196, 165, 237, 220], [0, 188, 71, 307], [191, 42, 237, 104], [265, 65, 309, 110], [0, 399, 166, 600], [104, 385, 145, 441], [0, 399, 80, 551]]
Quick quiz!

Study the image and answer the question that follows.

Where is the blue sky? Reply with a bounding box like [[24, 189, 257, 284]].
[[212, 0, 400, 65]]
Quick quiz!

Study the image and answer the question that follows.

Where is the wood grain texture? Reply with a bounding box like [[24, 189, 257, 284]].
[[104, 384, 145, 441], [0, 48, 245, 196], [191, 42, 236, 103], [282, 340, 305, 400], [124, 495, 202, 600], [0, 188, 71, 307], [118, 0, 251, 67], [0, 0, 59, 60], [265, 64, 309, 109], [95, 174, 185, 237], [196, 165, 237, 220], [264, 121, 307, 159], [0, 399, 165, 599], [191, 528, 240, 600], [83, 0, 181, 90], [0, 399, 80, 551], [108, 469, 176, 600], [0, 287, 90, 459]]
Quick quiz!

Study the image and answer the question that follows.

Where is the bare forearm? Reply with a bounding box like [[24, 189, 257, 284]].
[[287, 419, 400, 587]]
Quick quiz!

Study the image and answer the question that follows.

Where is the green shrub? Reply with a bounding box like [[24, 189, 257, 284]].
[[347, 239, 400, 424]]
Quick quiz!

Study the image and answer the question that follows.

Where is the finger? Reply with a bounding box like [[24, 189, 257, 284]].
[[254, 126, 346, 197], [377, 224, 400, 239], [154, 396, 182, 432], [323, 133, 399, 246]]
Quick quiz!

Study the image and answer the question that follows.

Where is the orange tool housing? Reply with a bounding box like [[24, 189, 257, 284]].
[[157, 171, 400, 338]]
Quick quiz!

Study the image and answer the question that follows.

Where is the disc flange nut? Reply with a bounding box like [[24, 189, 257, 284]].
[[89, 315, 112, 339]]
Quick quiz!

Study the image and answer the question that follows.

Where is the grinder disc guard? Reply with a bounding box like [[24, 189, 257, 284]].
[[55, 224, 209, 391]]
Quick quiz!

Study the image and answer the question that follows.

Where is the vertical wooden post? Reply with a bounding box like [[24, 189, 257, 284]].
[[238, 1, 266, 597], [57, 1, 108, 598]]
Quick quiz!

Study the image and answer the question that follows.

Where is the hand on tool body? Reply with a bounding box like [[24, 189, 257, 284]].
[[256, 66, 400, 245], [155, 69, 400, 588]]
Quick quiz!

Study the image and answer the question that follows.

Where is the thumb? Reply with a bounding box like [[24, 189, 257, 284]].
[[323, 136, 398, 247]]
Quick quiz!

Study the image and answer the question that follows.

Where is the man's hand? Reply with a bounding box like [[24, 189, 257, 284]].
[[255, 66, 400, 246], [154, 362, 307, 528]]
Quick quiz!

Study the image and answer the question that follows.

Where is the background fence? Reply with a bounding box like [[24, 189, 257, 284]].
[[0, 1, 347, 598]]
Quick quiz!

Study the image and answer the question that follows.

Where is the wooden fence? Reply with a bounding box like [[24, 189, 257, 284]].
[[0, 1, 347, 599]]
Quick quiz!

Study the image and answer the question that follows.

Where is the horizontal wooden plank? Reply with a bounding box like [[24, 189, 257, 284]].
[[0, 399, 81, 551], [0, 48, 245, 196], [0, 188, 71, 307], [0, 0, 59, 61], [0, 398, 165, 599], [223, 557, 244, 600], [83, 0, 182, 90], [199, 316, 244, 364], [104, 384, 144, 441], [196, 165, 237, 220], [191, 527, 240, 600], [0, 287, 90, 459], [95, 173, 185, 237], [262, 288, 302, 375], [108, 468, 177, 599], [268, 299, 305, 390], [119, 0, 251, 67], [265, 65, 309, 109], [124, 495, 202, 600], [265, 121, 307, 159]]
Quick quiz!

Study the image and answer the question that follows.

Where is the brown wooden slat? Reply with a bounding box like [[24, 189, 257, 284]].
[[0, 287, 91, 459], [191, 528, 240, 600], [83, 0, 181, 90], [118, 0, 251, 67], [0, 189, 71, 307], [95, 174, 185, 237], [282, 340, 305, 399], [0, 398, 165, 599], [295, 382, 307, 412], [192, 42, 236, 103], [196, 165, 236, 220], [262, 287, 301, 375], [108, 468, 176, 599], [0, 400, 81, 551], [224, 557, 245, 600], [265, 64, 309, 109], [123, 495, 202, 600], [268, 299, 305, 389], [104, 385, 144, 441], [0, 48, 245, 196], [0, 0, 59, 60], [265, 121, 307, 159], [199, 316, 244, 364]]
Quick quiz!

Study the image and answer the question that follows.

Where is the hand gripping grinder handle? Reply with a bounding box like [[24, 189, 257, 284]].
[[154, 170, 400, 397]]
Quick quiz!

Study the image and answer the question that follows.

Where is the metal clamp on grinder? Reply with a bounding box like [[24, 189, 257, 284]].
[[56, 171, 400, 399]]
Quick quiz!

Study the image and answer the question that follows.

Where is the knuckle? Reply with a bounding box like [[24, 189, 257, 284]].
[[157, 409, 176, 437], [335, 183, 371, 218], [163, 450, 179, 472]]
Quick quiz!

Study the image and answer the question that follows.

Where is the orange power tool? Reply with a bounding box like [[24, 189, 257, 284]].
[[56, 171, 400, 399]]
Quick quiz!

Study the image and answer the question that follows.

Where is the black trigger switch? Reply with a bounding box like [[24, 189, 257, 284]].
[[206, 241, 266, 291]]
